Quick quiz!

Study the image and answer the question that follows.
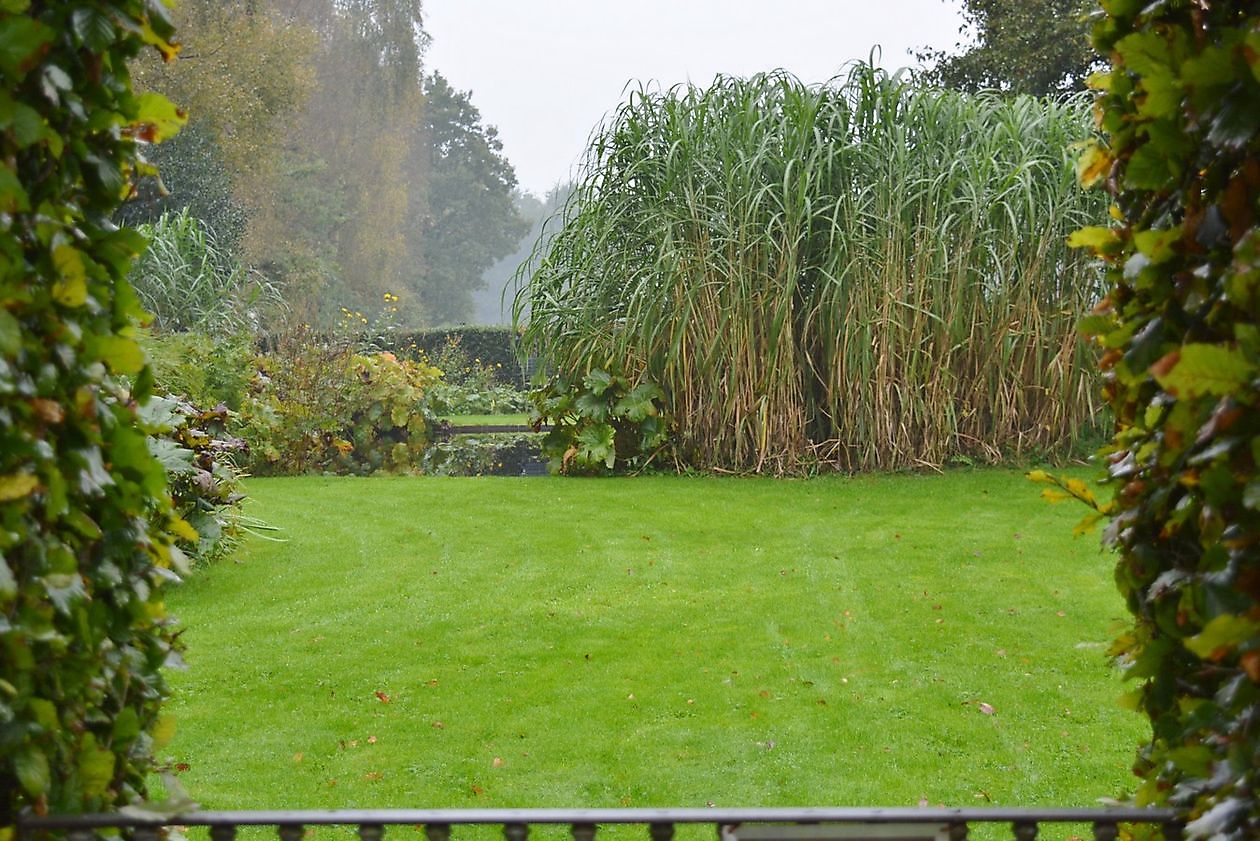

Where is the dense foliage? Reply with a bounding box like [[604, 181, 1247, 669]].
[[517, 66, 1105, 474], [129, 0, 527, 328], [242, 331, 440, 476], [0, 2, 186, 828], [129, 208, 283, 335], [418, 73, 528, 325], [141, 396, 248, 565], [531, 369, 670, 475], [916, 0, 1100, 96], [404, 325, 524, 384], [1066, 2, 1260, 837]]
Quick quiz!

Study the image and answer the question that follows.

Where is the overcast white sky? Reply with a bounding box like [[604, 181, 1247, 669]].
[[424, 1, 967, 196]]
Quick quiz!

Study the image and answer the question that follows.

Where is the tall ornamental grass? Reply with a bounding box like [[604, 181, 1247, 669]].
[[515, 65, 1106, 473]]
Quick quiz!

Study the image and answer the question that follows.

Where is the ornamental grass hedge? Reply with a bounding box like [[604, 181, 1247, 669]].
[[515, 65, 1107, 474]]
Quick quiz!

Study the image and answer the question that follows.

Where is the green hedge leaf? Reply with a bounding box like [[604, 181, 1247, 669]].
[[1152, 344, 1255, 398]]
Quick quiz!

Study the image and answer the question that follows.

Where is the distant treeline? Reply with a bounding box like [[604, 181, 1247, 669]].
[[122, 0, 527, 330]]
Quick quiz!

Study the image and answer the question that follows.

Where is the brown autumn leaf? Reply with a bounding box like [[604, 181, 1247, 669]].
[[367, 735, 377, 744], [492, 757, 504, 768], [426, 679, 439, 688], [374, 691, 391, 704], [364, 772, 383, 782], [1242, 650, 1260, 683], [293, 752, 304, 763], [431, 721, 445, 730], [471, 784, 485, 796], [31, 398, 63, 424], [1149, 349, 1180, 380]]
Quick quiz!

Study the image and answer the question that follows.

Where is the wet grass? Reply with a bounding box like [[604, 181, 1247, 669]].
[[161, 469, 1145, 820]]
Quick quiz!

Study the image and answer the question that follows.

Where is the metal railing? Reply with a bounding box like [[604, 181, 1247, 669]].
[[17, 807, 1183, 841]]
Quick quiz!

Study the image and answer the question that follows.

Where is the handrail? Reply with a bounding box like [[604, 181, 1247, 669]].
[[18, 806, 1184, 838]]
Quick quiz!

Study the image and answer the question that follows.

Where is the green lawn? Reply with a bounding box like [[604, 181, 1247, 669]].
[[440, 413, 532, 427], [162, 470, 1146, 816]]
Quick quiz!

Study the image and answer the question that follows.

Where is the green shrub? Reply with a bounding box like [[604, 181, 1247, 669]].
[[244, 330, 440, 475], [140, 396, 248, 565], [531, 368, 671, 475], [142, 329, 256, 411], [0, 3, 186, 828], [428, 380, 529, 416], [1067, 2, 1260, 837]]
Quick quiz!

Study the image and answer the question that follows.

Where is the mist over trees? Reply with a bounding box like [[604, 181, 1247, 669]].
[[125, 0, 529, 328], [473, 184, 571, 324]]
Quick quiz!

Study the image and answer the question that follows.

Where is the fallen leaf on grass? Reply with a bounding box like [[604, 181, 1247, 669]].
[[492, 757, 504, 768], [374, 691, 391, 704], [431, 721, 445, 729], [978, 702, 996, 715], [471, 784, 485, 796], [364, 772, 382, 782], [367, 735, 377, 744], [293, 752, 304, 763]]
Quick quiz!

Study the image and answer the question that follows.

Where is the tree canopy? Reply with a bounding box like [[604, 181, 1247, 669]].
[[125, 0, 524, 328], [418, 72, 527, 325], [916, 0, 1101, 96]]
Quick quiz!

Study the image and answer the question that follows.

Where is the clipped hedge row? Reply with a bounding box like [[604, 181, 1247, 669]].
[[397, 325, 524, 384], [1071, 3, 1260, 837], [0, 3, 186, 827]]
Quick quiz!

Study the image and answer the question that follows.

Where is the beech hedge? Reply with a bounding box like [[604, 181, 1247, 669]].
[[1071, 2, 1260, 837], [0, 2, 187, 829]]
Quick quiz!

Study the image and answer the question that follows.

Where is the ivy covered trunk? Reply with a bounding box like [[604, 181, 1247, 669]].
[[0, 2, 187, 830], [1075, 2, 1260, 838]]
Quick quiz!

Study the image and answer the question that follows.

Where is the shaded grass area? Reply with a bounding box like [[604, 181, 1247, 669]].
[[163, 471, 1144, 817]]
